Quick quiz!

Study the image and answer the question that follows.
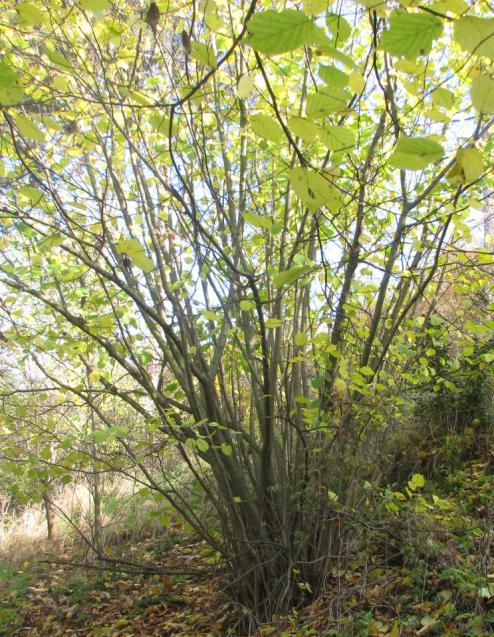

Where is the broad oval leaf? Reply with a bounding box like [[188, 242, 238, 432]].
[[80, 0, 111, 11], [0, 59, 17, 88], [454, 17, 494, 62], [0, 60, 23, 104], [129, 255, 154, 274], [202, 309, 222, 322], [190, 42, 217, 67], [246, 10, 315, 55], [220, 443, 232, 456], [319, 125, 356, 152], [240, 300, 255, 311], [294, 332, 308, 345], [196, 438, 209, 452], [448, 147, 484, 184], [287, 116, 319, 142], [471, 75, 494, 114], [272, 265, 312, 287], [380, 13, 443, 60], [306, 88, 350, 117], [326, 13, 351, 42], [388, 137, 444, 171], [14, 115, 45, 142], [116, 238, 154, 273], [16, 2, 46, 25], [265, 317, 283, 328], [303, 0, 326, 16], [250, 113, 284, 142], [243, 211, 272, 229], [237, 75, 255, 99], [290, 167, 338, 211], [348, 71, 365, 93], [431, 87, 454, 110], [319, 64, 349, 88], [18, 186, 43, 206]]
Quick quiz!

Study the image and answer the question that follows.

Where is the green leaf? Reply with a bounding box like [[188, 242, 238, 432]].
[[116, 238, 154, 273], [139, 350, 153, 365], [115, 239, 139, 255], [205, 10, 222, 31], [149, 114, 176, 137], [243, 211, 272, 229], [306, 89, 350, 117], [237, 75, 255, 99], [93, 430, 111, 443], [16, 405, 28, 417], [265, 317, 282, 328], [424, 108, 449, 123], [15, 115, 45, 142], [40, 448, 52, 460], [431, 0, 468, 15], [41, 115, 64, 133], [311, 31, 356, 68], [18, 186, 43, 206], [246, 10, 315, 55], [0, 59, 23, 105], [16, 2, 46, 25], [196, 438, 209, 452], [302, 0, 326, 15], [319, 125, 356, 151], [46, 47, 73, 70], [294, 332, 309, 345], [411, 473, 425, 488], [388, 137, 444, 170], [287, 116, 319, 143], [395, 59, 426, 75], [318, 65, 349, 88], [294, 332, 308, 345], [454, 17, 494, 62], [190, 42, 217, 67], [354, 0, 384, 8], [447, 147, 483, 184], [109, 425, 130, 438], [431, 87, 454, 110], [471, 75, 494, 114], [38, 233, 62, 253], [290, 167, 338, 211], [250, 114, 284, 142], [326, 13, 351, 42], [272, 266, 312, 287], [202, 310, 221, 321], [348, 71, 365, 94], [380, 12, 443, 60], [240, 300, 255, 311], [80, 0, 111, 11], [359, 366, 374, 377], [220, 443, 232, 456]]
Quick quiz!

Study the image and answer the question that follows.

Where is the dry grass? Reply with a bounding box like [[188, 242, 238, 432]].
[[0, 502, 49, 566], [0, 478, 167, 566]]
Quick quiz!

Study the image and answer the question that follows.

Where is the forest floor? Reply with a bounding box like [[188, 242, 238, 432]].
[[1, 459, 494, 636]]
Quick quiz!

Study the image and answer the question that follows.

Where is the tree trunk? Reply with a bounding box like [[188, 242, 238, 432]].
[[43, 493, 55, 540]]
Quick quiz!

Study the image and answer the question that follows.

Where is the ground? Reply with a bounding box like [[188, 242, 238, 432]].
[[1, 459, 494, 636]]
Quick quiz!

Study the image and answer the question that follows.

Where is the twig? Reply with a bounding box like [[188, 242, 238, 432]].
[[37, 558, 204, 576]]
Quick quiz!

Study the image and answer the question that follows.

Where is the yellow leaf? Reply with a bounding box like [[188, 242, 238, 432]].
[[113, 619, 131, 628], [349, 71, 365, 93], [448, 147, 484, 184]]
